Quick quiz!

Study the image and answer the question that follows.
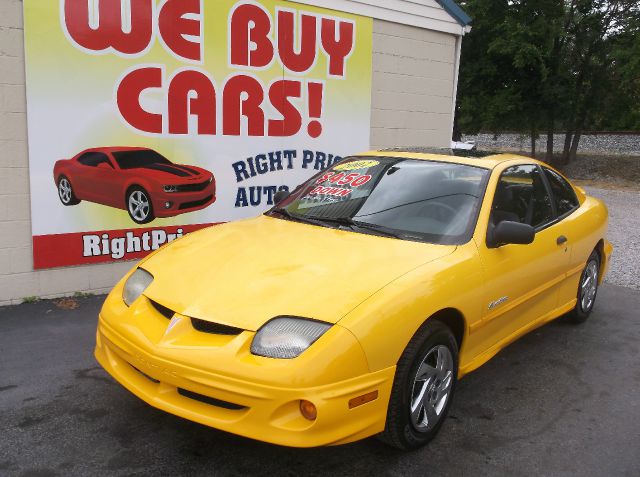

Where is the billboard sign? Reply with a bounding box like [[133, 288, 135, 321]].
[[23, 0, 373, 268]]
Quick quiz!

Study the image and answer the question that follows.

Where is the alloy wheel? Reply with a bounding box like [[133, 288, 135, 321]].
[[580, 260, 599, 312], [58, 178, 72, 204], [410, 345, 454, 432], [128, 190, 150, 222]]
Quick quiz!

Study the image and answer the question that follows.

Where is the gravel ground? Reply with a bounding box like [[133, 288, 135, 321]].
[[563, 155, 640, 188], [463, 133, 640, 156], [584, 186, 640, 290]]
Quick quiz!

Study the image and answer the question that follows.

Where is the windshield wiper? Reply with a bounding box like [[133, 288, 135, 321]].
[[308, 216, 409, 239], [271, 210, 420, 241], [270, 208, 326, 227]]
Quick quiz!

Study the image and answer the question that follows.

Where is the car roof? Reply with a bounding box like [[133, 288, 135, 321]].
[[82, 146, 151, 154], [359, 148, 540, 170]]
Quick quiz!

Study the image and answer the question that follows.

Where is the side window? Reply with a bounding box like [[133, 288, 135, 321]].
[[543, 168, 579, 217], [492, 165, 554, 229], [77, 152, 112, 168]]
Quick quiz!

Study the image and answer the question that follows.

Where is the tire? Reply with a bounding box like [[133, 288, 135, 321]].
[[567, 250, 600, 324], [57, 175, 80, 205], [126, 187, 155, 224], [378, 320, 459, 450]]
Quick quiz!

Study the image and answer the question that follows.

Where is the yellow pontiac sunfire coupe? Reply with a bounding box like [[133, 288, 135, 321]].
[[95, 150, 612, 450]]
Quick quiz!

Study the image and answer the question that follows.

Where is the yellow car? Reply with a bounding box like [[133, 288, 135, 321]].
[[95, 150, 612, 450]]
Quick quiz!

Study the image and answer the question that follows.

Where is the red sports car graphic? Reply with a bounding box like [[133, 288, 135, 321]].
[[54, 147, 216, 224]]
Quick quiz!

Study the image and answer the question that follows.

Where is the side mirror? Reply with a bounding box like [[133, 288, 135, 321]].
[[488, 221, 535, 248], [97, 162, 112, 170], [273, 190, 290, 205]]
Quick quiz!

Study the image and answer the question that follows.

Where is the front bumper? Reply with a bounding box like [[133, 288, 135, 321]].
[[153, 182, 216, 218], [95, 287, 394, 447]]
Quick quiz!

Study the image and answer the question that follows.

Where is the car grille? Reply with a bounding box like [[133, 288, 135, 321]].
[[179, 195, 214, 210], [149, 299, 174, 319], [130, 365, 246, 411], [191, 318, 243, 336], [131, 366, 160, 383], [175, 180, 210, 192], [177, 388, 246, 410], [149, 299, 243, 336]]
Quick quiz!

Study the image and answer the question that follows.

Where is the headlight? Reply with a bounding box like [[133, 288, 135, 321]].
[[123, 268, 154, 306], [163, 185, 178, 193], [251, 317, 331, 359]]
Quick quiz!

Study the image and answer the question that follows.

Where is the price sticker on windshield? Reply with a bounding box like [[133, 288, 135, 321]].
[[333, 160, 380, 171], [315, 172, 373, 187]]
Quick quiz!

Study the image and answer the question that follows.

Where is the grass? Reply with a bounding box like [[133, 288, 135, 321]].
[[22, 296, 41, 304], [73, 291, 93, 299]]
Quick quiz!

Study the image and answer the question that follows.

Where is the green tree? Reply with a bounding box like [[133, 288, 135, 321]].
[[456, 0, 640, 164]]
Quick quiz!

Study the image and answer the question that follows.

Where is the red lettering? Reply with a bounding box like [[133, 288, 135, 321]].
[[321, 18, 355, 77], [329, 173, 345, 184], [351, 175, 372, 187], [277, 10, 317, 73], [307, 82, 324, 138], [158, 0, 202, 62], [268, 80, 302, 136], [316, 172, 334, 184], [117, 67, 163, 133], [63, 0, 153, 55], [230, 4, 274, 68], [338, 173, 359, 185], [168, 70, 216, 135], [223, 75, 265, 136]]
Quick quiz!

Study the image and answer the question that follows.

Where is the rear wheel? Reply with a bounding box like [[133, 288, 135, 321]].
[[126, 187, 155, 224], [379, 320, 458, 450], [568, 250, 600, 324], [57, 176, 80, 205]]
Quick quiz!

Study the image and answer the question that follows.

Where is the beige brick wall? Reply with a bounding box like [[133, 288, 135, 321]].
[[371, 20, 457, 149], [0, 4, 458, 305], [0, 0, 132, 305]]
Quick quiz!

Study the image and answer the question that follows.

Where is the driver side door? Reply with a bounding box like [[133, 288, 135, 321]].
[[470, 164, 572, 358]]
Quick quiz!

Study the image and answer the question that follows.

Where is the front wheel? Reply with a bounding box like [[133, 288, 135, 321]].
[[379, 320, 458, 450], [568, 250, 600, 324], [126, 187, 155, 224], [57, 176, 80, 205]]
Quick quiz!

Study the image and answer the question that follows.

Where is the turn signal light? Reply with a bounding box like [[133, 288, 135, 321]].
[[299, 400, 317, 420], [348, 390, 379, 409]]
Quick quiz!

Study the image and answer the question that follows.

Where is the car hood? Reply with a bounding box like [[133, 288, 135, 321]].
[[141, 215, 456, 331]]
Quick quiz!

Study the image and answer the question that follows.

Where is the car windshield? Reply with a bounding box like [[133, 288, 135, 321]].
[[112, 150, 172, 170], [269, 156, 490, 245]]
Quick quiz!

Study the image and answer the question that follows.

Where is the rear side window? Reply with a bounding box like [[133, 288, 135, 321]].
[[492, 164, 554, 229], [77, 152, 112, 168], [543, 168, 579, 217]]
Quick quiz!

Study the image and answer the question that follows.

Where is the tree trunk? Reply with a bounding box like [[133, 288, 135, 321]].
[[568, 130, 582, 163], [545, 130, 554, 164]]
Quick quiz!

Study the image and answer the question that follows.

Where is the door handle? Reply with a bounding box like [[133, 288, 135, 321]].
[[557, 235, 568, 246]]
